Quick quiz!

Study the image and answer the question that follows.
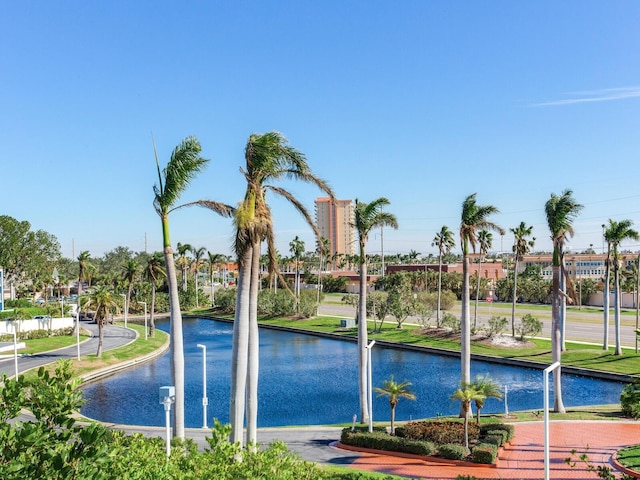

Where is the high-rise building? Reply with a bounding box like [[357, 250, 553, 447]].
[[315, 197, 355, 268]]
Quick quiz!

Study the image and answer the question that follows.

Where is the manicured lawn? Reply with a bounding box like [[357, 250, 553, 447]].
[[617, 444, 640, 471]]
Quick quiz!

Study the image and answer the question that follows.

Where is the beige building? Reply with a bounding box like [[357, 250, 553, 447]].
[[520, 252, 638, 281], [315, 197, 355, 265]]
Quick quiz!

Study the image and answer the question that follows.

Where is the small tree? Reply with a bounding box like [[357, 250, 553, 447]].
[[486, 316, 508, 337], [470, 374, 502, 424], [373, 375, 416, 435], [451, 383, 485, 449], [517, 313, 542, 341]]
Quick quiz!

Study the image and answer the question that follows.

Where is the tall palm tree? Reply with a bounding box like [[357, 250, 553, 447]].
[[373, 375, 416, 435], [289, 235, 305, 303], [77, 250, 91, 297], [545, 189, 583, 413], [353, 197, 398, 424], [175, 242, 193, 292], [470, 374, 502, 424], [191, 246, 207, 308], [604, 219, 639, 355], [474, 230, 493, 331], [460, 193, 503, 386], [143, 251, 165, 338], [207, 251, 226, 306], [450, 383, 485, 449], [122, 259, 140, 329], [432, 226, 455, 327], [153, 135, 226, 440], [230, 131, 333, 448], [510, 222, 535, 337], [81, 285, 119, 358]]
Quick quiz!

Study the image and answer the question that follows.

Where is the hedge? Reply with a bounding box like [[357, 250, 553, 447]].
[[471, 443, 498, 464]]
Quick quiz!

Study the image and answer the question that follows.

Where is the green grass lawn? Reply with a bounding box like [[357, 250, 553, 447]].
[[617, 444, 640, 471]]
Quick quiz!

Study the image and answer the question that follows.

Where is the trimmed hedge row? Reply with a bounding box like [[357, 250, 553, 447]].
[[399, 420, 480, 445], [341, 429, 436, 456], [472, 443, 498, 464]]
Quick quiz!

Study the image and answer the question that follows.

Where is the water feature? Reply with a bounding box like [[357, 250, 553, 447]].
[[80, 317, 626, 428]]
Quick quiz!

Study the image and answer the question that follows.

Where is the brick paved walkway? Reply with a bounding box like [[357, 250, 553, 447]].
[[346, 421, 640, 479]]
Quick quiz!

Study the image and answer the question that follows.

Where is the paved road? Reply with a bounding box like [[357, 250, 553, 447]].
[[0, 322, 136, 378]]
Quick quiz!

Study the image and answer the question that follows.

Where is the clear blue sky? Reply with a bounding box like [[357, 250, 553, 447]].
[[2, 1, 640, 260]]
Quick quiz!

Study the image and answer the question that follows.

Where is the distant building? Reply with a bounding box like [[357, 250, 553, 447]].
[[315, 197, 355, 266], [518, 252, 638, 281]]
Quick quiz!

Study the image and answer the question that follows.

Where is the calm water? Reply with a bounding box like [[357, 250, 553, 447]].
[[80, 318, 626, 428]]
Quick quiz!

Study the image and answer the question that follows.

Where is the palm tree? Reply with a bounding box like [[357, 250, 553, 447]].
[[545, 189, 583, 413], [143, 251, 165, 338], [153, 136, 215, 440], [230, 131, 333, 448], [175, 242, 193, 293], [604, 219, 639, 355], [470, 374, 502, 424], [289, 236, 305, 304], [474, 230, 493, 331], [373, 375, 416, 435], [81, 285, 119, 358], [353, 197, 398, 424], [510, 222, 535, 337], [432, 226, 455, 327], [460, 193, 503, 386], [191, 246, 207, 308], [122, 259, 139, 330], [77, 250, 91, 297], [207, 252, 226, 306], [603, 223, 612, 350], [450, 383, 485, 449]]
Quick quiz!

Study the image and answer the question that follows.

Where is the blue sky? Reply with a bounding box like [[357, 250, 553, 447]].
[[2, 1, 640, 260]]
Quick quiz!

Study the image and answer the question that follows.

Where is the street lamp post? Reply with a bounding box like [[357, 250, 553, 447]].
[[196, 343, 208, 428], [366, 340, 376, 432], [543, 362, 561, 480], [119, 294, 128, 328], [139, 301, 148, 340], [159, 386, 175, 457]]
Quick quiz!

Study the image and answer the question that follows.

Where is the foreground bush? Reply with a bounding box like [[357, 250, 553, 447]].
[[402, 420, 480, 446], [621, 380, 640, 419], [341, 428, 436, 457]]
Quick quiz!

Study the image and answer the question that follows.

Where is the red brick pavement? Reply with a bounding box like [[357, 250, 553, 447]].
[[343, 421, 640, 479]]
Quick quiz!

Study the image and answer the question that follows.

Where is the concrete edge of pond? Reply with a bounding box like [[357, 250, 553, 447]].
[[185, 314, 638, 384]]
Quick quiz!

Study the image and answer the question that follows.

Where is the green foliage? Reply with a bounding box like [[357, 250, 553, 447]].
[[256, 289, 318, 318], [437, 443, 470, 460], [441, 312, 461, 333], [471, 443, 498, 464], [401, 421, 479, 446], [486, 316, 507, 337], [479, 423, 514, 441], [340, 429, 436, 457], [320, 275, 348, 293], [621, 380, 640, 419], [517, 313, 542, 340], [213, 288, 237, 313]]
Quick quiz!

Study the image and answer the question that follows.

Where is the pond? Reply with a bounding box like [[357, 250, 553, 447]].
[[80, 318, 625, 428]]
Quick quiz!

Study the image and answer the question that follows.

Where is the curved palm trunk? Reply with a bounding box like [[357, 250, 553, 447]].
[[96, 319, 104, 358], [390, 402, 397, 435], [551, 264, 566, 413], [436, 253, 443, 326], [603, 260, 611, 350], [560, 271, 566, 352], [246, 242, 261, 449], [474, 258, 481, 331], [358, 256, 369, 424], [511, 257, 519, 337], [461, 255, 471, 385], [149, 281, 156, 338], [230, 247, 252, 446], [164, 248, 186, 439], [614, 263, 623, 355]]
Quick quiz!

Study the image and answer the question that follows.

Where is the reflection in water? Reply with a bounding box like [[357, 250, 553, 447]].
[[81, 318, 625, 428]]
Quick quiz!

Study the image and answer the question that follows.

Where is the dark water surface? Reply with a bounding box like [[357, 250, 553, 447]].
[[80, 318, 625, 428]]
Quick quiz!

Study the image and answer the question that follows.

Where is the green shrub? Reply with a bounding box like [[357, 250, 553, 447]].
[[340, 428, 436, 457], [486, 316, 507, 337], [401, 439, 437, 456], [472, 443, 498, 464], [403, 420, 479, 446], [621, 381, 640, 419], [438, 443, 470, 460], [213, 288, 237, 313], [479, 423, 514, 442], [482, 434, 504, 447], [517, 313, 542, 340], [441, 313, 460, 333]]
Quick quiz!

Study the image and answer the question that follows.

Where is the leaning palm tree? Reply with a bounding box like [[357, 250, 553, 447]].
[[81, 285, 119, 358], [460, 194, 503, 386], [230, 131, 333, 448], [432, 226, 455, 327], [451, 383, 485, 449], [153, 135, 233, 439], [353, 197, 398, 425], [474, 230, 493, 331], [373, 375, 416, 435], [605, 219, 639, 355], [510, 222, 535, 337], [545, 189, 583, 413], [470, 374, 502, 424], [143, 251, 165, 338]]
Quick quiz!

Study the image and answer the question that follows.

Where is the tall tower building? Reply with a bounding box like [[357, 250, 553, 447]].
[[315, 197, 355, 268]]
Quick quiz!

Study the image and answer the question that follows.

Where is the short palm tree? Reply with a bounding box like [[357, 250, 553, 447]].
[[460, 194, 503, 386], [289, 235, 305, 304], [604, 219, 639, 355], [77, 250, 91, 297], [373, 375, 416, 435], [470, 374, 502, 424], [545, 189, 583, 413], [207, 251, 226, 306], [143, 251, 165, 338], [153, 135, 233, 439], [175, 242, 193, 293], [474, 230, 493, 331], [81, 285, 119, 358], [230, 131, 333, 448], [432, 226, 455, 327], [353, 197, 398, 424], [451, 383, 485, 449], [122, 259, 140, 329], [510, 222, 535, 337], [190, 246, 207, 308]]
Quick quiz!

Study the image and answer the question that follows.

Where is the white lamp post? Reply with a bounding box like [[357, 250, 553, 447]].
[[159, 386, 175, 457], [196, 343, 208, 428], [119, 294, 128, 328], [366, 340, 376, 432], [543, 362, 561, 480], [138, 301, 147, 340]]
